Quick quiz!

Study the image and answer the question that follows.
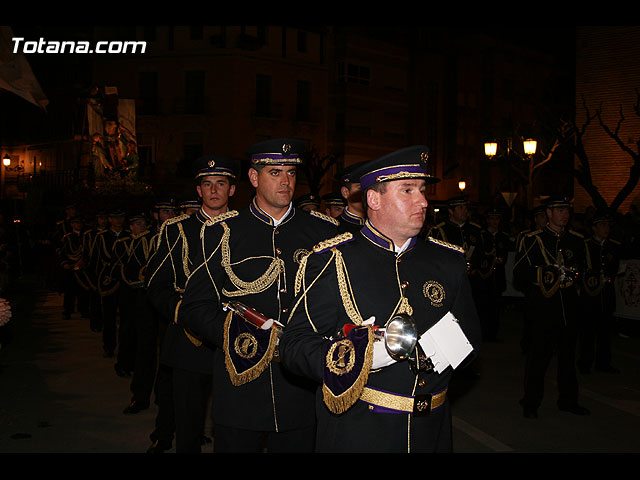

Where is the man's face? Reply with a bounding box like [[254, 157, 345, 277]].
[[341, 183, 363, 209], [249, 165, 297, 211], [96, 216, 108, 229], [197, 175, 235, 213], [301, 204, 319, 212], [534, 212, 547, 229], [487, 215, 501, 230], [109, 215, 124, 230], [326, 205, 344, 218], [157, 208, 176, 225], [71, 220, 83, 232], [449, 205, 468, 224], [368, 179, 428, 242], [66, 207, 77, 218], [593, 221, 611, 239], [129, 219, 148, 236], [547, 207, 570, 230]]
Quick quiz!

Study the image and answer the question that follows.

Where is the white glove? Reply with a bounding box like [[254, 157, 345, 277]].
[[364, 316, 397, 370]]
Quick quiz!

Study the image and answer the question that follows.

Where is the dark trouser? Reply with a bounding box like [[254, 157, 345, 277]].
[[101, 290, 121, 354], [578, 291, 615, 370], [521, 291, 579, 410], [213, 424, 316, 453], [173, 367, 212, 453], [89, 291, 103, 331], [129, 291, 158, 404], [62, 269, 84, 315], [150, 363, 175, 447], [116, 286, 138, 372]]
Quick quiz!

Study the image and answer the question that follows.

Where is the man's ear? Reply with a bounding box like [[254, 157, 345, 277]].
[[248, 168, 259, 188], [229, 184, 236, 197], [366, 188, 381, 212]]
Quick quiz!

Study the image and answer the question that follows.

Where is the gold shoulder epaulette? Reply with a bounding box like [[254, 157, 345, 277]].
[[159, 213, 190, 237], [470, 221, 482, 229], [434, 221, 445, 228], [610, 238, 621, 245], [310, 210, 340, 226], [312, 232, 353, 254], [525, 229, 542, 237], [207, 209, 239, 226], [165, 213, 190, 226], [427, 237, 465, 254], [569, 229, 584, 238]]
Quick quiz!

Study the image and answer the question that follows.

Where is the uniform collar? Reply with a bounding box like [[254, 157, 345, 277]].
[[249, 197, 294, 227], [340, 207, 365, 226], [360, 219, 416, 253]]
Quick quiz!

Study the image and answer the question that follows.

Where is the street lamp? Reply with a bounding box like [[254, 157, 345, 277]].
[[483, 136, 536, 161], [458, 180, 466, 192], [2, 154, 23, 172], [523, 138, 537, 157]]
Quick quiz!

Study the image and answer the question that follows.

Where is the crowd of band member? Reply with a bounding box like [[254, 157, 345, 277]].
[[51, 137, 628, 453]]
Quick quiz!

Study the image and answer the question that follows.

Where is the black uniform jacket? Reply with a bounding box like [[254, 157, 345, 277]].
[[513, 226, 585, 302], [145, 208, 216, 374], [179, 199, 338, 431], [91, 228, 130, 297], [279, 221, 481, 451], [583, 236, 620, 309], [119, 229, 157, 288], [336, 208, 365, 235], [427, 219, 484, 272]]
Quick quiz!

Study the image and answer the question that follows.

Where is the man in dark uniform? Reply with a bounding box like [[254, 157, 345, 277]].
[[90, 209, 129, 358], [425, 196, 484, 273], [514, 204, 548, 353], [58, 215, 89, 319], [336, 160, 369, 234], [143, 157, 236, 453], [513, 196, 590, 418], [179, 199, 201, 216], [179, 138, 338, 453], [119, 212, 159, 414], [475, 208, 511, 341], [279, 145, 481, 453], [295, 193, 321, 212], [83, 211, 109, 332], [578, 210, 621, 374], [53, 203, 79, 293], [321, 192, 345, 218], [515, 204, 548, 254]]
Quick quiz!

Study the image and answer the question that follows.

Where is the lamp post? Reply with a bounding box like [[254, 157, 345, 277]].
[[484, 135, 538, 209]]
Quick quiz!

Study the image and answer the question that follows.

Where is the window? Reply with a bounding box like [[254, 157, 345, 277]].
[[138, 71, 158, 115], [256, 74, 272, 117], [185, 70, 205, 114], [296, 80, 311, 121], [297, 30, 307, 53], [337, 62, 370, 86]]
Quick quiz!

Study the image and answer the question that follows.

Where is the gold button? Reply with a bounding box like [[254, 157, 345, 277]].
[[418, 378, 426, 388], [275, 248, 282, 255], [401, 281, 410, 289], [282, 307, 289, 313], [397, 257, 402, 263]]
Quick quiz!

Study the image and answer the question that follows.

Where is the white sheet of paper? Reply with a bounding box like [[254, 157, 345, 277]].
[[421, 311, 473, 372]]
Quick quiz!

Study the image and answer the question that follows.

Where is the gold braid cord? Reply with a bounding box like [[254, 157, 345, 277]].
[[222, 310, 281, 386], [219, 223, 284, 297], [322, 326, 375, 414], [335, 250, 363, 325], [309, 209, 339, 226], [173, 299, 203, 347]]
